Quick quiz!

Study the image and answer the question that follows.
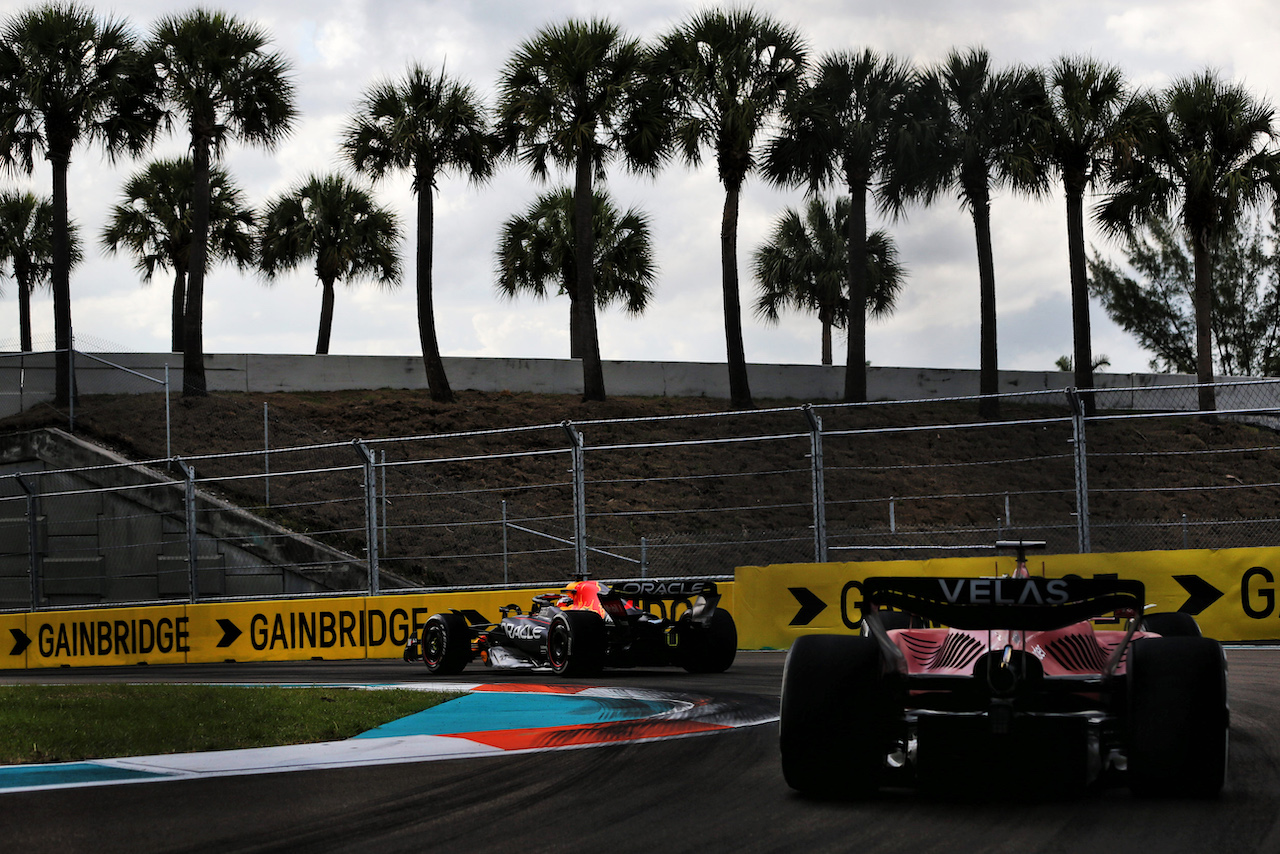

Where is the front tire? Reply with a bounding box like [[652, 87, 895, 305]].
[[422, 612, 471, 675], [780, 634, 894, 798], [1127, 636, 1228, 797], [547, 610, 606, 677]]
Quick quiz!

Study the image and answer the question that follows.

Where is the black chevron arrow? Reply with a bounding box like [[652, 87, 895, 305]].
[[788, 587, 828, 626], [216, 618, 243, 648], [1173, 574, 1224, 615], [9, 628, 30, 656]]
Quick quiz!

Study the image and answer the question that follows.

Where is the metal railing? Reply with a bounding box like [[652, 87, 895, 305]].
[[3, 377, 1280, 611]]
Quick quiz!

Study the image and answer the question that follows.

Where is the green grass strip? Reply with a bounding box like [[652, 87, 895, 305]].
[[0, 684, 453, 765]]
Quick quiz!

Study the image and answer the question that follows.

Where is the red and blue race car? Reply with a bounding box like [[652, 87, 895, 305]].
[[407, 578, 737, 677], [780, 541, 1229, 798]]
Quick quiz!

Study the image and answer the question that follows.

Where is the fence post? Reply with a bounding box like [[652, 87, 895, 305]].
[[501, 499, 509, 584], [641, 536, 648, 578], [68, 345, 75, 433], [380, 449, 389, 556], [164, 364, 172, 461], [353, 440, 380, 595], [174, 458, 199, 602], [16, 476, 41, 610], [263, 401, 270, 507], [1067, 388, 1092, 553], [562, 421, 588, 579], [803, 405, 828, 563]]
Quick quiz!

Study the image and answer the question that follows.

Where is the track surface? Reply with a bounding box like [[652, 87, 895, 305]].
[[3, 649, 1279, 853]]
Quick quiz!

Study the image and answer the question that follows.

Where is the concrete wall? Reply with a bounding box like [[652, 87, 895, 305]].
[[3, 351, 1257, 415]]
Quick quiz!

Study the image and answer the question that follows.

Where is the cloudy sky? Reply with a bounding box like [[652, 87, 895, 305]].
[[0, 0, 1276, 376]]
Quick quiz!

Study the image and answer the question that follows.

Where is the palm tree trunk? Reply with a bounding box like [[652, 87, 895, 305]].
[[1065, 182, 1095, 415], [575, 147, 606, 402], [569, 294, 583, 359], [18, 278, 32, 353], [819, 307, 833, 366], [171, 268, 186, 353], [721, 183, 753, 409], [1193, 233, 1217, 413], [844, 182, 870, 402], [183, 138, 211, 398], [971, 187, 1000, 419], [415, 165, 453, 403], [316, 277, 336, 355], [50, 150, 73, 406]]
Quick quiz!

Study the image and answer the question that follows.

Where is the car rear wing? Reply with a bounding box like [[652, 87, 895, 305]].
[[604, 578, 723, 622], [863, 575, 1145, 631]]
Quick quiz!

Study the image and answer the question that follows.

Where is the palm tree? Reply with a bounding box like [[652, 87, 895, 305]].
[[886, 48, 1046, 419], [342, 64, 493, 403], [496, 18, 648, 402], [1096, 70, 1280, 413], [496, 186, 655, 358], [1034, 56, 1142, 413], [0, 190, 81, 351], [653, 9, 808, 409], [0, 2, 159, 403], [259, 174, 401, 355], [752, 196, 904, 366], [147, 9, 296, 397], [764, 49, 911, 400], [101, 157, 255, 352]]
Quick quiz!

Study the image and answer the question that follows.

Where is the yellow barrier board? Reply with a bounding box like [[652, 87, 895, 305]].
[[734, 546, 1280, 649], [2, 612, 31, 669], [188, 597, 376, 663], [22, 605, 191, 669], [0, 580, 739, 670]]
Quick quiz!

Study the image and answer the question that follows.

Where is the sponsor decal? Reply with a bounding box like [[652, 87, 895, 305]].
[[37, 617, 190, 659], [936, 577, 1070, 606], [614, 580, 709, 597], [502, 621, 545, 641]]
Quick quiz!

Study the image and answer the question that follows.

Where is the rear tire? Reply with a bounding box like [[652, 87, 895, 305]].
[[680, 609, 738, 673], [1142, 611, 1202, 637], [422, 613, 471, 675], [547, 611, 606, 677], [780, 635, 894, 798], [1127, 636, 1228, 797]]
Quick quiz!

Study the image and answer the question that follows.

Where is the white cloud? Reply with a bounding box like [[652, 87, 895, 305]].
[[3, 0, 1278, 379]]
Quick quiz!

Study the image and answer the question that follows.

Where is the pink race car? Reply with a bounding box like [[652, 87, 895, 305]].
[[780, 541, 1228, 798]]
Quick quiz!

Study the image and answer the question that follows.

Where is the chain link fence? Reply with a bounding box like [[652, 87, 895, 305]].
[[3, 376, 1280, 611]]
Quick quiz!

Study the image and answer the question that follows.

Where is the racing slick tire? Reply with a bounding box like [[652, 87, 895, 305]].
[[547, 610, 607, 677], [1127, 636, 1228, 798], [780, 634, 894, 798], [1141, 611, 1202, 637], [679, 609, 738, 673], [869, 610, 927, 631], [422, 612, 472, 675]]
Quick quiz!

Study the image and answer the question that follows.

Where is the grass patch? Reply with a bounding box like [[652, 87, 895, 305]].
[[0, 684, 453, 764]]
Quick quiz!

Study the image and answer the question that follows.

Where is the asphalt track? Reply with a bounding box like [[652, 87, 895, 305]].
[[3, 648, 1280, 854]]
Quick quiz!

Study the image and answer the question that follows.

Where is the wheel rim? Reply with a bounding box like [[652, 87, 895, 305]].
[[548, 622, 570, 670], [424, 625, 446, 667]]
